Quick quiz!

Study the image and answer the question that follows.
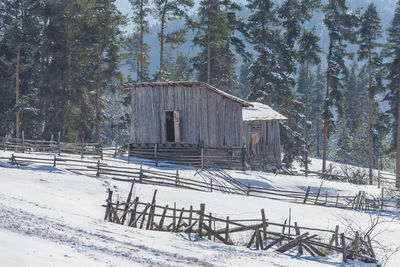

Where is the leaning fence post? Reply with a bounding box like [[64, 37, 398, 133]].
[[198, 203, 205, 237]]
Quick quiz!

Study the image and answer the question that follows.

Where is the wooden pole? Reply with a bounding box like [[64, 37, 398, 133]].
[[22, 130, 25, 153], [58, 131, 61, 156], [261, 209, 267, 241], [225, 216, 229, 242], [341, 233, 347, 262], [154, 144, 158, 167], [198, 203, 205, 237], [201, 147, 204, 169], [242, 146, 246, 171], [175, 170, 179, 187]]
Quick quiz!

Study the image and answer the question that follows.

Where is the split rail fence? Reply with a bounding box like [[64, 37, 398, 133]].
[[103, 189, 378, 264], [4, 153, 400, 213]]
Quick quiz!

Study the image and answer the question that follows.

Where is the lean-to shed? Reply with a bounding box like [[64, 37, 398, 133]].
[[242, 102, 287, 170]]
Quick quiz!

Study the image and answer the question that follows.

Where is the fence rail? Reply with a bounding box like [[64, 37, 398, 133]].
[[4, 153, 399, 213]]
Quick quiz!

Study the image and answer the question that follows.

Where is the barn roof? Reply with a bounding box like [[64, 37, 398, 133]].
[[122, 81, 252, 107], [242, 102, 287, 121]]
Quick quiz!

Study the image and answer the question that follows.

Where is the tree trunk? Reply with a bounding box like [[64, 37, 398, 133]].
[[322, 74, 330, 172], [96, 47, 104, 143], [305, 60, 309, 176], [396, 69, 400, 189], [16, 45, 21, 142], [368, 51, 373, 185], [140, 0, 144, 82], [207, 24, 211, 84], [67, 25, 72, 93], [159, 0, 167, 77]]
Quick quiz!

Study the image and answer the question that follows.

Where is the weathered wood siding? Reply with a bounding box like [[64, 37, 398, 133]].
[[130, 84, 244, 147], [243, 120, 282, 168]]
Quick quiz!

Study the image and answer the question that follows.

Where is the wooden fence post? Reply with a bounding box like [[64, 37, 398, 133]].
[[225, 216, 230, 242], [22, 130, 25, 153], [377, 169, 381, 188], [3, 137, 5, 151], [341, 233, 347, 263], [104, 189, 113, 220], [81, 138, 84, 160], [100, 143, 103, 160], [315, 182, 323, 204], [114, 145, 118, 158], [139, 163, 143, 183], [154, 144, 158, 167], [208, 213, 212, 240], [175, 170, 179, 187], [188, 205, 193, 226], [96, 159, 100, 176], [247, 182, 251, 196], [198, 203, 205, 237], [381, 188, 384, 211], [210, 178, 213, 192], [304, 186, 311, 203], [242, 146, 246, 171], [261, 209, 267, 241], [201, 147, 204, 169], [53, 155, 56, 167], [57, 131, 61, 156]]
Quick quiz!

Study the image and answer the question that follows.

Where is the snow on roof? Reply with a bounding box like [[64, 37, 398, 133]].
[[242, 102, 287, 121]]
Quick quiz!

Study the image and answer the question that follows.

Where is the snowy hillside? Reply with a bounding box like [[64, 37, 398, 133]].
[[0, 151, 399, 266]]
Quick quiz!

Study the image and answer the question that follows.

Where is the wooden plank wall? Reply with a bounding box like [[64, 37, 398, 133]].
[[243, 120, 282, 169], [130, 84, 244, 147]]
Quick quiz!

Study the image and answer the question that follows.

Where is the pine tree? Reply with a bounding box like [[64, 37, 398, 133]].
[[129, 0, 150, 82], [322, 0, 358, 172], [358, 3, 383, 184], [0, 0, 42, 140], [385, 0, 400, 188], [89, 0, 124, 143], [152, 0, 193, 80], [298, 27, 321, 173], [308, 66, 325, 158], [162, 52, 192, 81], [190, 0, 245, 91]]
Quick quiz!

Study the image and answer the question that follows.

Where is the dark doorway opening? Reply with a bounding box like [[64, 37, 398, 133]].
[[166, 111, 175, 142]]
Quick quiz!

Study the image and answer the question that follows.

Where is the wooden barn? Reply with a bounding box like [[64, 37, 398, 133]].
[[123, 81, 286, 170]]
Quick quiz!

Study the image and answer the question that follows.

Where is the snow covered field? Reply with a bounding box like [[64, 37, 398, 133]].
[[0, 151, 399, 266]]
